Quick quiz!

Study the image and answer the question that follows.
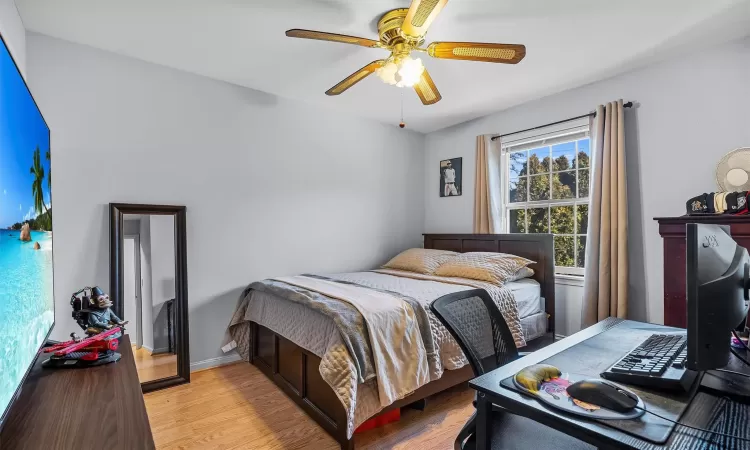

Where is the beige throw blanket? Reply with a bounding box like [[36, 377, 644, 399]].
[[373, 269, 526, 347], [273, 275, 430, 406]]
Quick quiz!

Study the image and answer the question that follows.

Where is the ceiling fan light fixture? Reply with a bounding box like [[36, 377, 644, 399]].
[[398, 57, 424, 87], [376, 60, 399, 85], [376, 56, 424, 88]]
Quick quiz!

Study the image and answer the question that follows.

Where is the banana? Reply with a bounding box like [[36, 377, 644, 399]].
[[514, 364, 562, 392]]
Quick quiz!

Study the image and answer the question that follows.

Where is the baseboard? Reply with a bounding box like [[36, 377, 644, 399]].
[[555, 333, 567, 340], [141, 344, 154, 354], [190, 352, 243, 372]]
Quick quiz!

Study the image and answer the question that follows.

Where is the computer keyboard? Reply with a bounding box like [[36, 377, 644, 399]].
[[601, 333, 699, 391]]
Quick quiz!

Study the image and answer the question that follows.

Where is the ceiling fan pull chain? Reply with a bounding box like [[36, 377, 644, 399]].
[[399, 91, 406, 128]]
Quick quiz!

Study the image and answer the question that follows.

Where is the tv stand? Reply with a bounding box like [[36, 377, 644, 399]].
[[0, 335, 154, 449]]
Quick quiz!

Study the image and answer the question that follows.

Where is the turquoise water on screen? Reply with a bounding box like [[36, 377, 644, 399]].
[[0, 231, 54, 419]]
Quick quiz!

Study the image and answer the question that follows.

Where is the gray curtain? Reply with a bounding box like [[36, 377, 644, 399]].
[[582, 100, 628, 326]]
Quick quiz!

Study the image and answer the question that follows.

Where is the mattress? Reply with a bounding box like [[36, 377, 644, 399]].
[[505, 279, 543, 319], [521, 311, 548, 341]]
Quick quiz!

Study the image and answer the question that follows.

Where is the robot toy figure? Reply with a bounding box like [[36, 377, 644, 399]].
[[85, 286, 127, 337], [42, 286, 128, 369]]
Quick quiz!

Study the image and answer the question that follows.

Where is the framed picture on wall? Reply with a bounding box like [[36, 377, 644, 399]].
[[440, 157, 462, 197]]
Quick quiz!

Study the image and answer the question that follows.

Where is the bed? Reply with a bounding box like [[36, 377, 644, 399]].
[[229, 233, 555, 450]]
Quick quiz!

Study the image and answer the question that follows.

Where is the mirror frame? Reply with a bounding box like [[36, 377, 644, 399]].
[[109, 203, 190, 393]]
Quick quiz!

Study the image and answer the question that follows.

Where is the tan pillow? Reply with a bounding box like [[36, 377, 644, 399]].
[[382, 248, 458, 275], [434, 252, 535, 285]]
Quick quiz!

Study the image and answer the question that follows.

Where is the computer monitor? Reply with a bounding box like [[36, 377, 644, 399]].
[[686, 223, 750, 371]]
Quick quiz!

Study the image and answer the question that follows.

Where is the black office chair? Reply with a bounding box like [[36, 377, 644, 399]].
[[431, 289, 594, 450]]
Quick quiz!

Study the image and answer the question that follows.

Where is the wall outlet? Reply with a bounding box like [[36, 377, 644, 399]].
[[221, 340, 237, 353]]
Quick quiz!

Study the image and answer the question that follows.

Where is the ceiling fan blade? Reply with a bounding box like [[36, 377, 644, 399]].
[[326, 60, 384, 96], [401, 0, 449, 39], [427, 42, 526, 64], [414, 68, 442, 105], [286, 29, 380, 48]]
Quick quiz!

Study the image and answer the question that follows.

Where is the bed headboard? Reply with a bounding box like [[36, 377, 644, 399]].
[[423, 233, 555, 336]]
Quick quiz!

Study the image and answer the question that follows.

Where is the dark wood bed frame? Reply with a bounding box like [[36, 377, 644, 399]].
[[248, 233, 555, 449]]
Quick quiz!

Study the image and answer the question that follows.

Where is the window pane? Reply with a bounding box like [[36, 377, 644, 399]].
[[509, 177, 527, 202], [509, 209, 527, 233], [577, 204, 589, 234], [528, 174, 550, 201], [551, 142, 575, 171], [578, 168, 590, 198], [527, 207, 549, 233], [576, 138, 590, 168], [576, 236, 587, 267], [528, 147, 550, 174], [550, 205, 574, 234], [552, 171, 575, 199], [555, 236, 575, 267], [509, 151, 528, 177]]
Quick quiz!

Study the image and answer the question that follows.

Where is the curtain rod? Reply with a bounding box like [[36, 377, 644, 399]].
[[490, 101, 633, 141]]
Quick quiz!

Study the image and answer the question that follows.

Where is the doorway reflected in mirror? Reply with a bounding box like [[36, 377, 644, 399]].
[[122, 213, 178, 383]]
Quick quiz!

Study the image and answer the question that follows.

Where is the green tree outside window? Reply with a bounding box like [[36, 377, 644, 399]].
[[506, 137, 590, 270]]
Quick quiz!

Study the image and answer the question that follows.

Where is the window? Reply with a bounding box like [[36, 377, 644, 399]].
[[501, 123, 590, 275]]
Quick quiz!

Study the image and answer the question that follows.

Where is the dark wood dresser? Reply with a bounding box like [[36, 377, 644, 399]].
[[0, 335, 155, 450], [655, 215, 750, 328]]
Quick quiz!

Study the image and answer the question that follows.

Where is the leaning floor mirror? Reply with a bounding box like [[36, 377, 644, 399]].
[[109, 203, 189, 392]]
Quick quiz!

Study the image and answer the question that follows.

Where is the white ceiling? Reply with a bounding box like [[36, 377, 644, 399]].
[[17, 0, 750, 133]]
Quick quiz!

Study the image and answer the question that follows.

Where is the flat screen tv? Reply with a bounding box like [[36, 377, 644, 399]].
[[0, 32, 53, 431]]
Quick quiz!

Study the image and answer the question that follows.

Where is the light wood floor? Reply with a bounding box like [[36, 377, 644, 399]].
[[133, 346, 178, 382], [144, 362, 475, 449]]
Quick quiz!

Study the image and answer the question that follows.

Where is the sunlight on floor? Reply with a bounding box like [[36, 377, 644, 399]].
[[133, 345, 178, 383]]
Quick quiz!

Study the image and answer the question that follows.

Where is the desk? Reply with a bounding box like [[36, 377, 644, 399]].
[[0, 335, 155, 450], [469, 318, 750, 449]]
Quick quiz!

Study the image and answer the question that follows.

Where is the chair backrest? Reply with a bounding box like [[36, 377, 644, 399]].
[[430, 289, 519, 376]]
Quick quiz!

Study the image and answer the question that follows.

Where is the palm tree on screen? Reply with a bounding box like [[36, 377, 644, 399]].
[[30, 147, 48, 216], [46, 149, 51, 192]]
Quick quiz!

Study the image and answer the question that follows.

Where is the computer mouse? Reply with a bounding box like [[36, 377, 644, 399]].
[[566, 379, 638, 412]]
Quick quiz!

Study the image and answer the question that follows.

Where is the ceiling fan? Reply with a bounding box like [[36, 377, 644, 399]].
[[286, 0, 526, 106]]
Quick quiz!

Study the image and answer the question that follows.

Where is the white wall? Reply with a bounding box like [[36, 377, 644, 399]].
[[425, 37, 750, 330], [139, 216, 154, 350], [149, 215, 175, 307], [122, 237, 138, 339], [554, 280, 584, 337], [0, 0, 25, 77], [27, 33, 426, 365], [149, 215, 175, 352], [123, 218, 140, 235]]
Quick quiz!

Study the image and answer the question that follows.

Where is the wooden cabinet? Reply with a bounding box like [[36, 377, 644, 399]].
[[655, 215, 750, 328], [0, 335, 155, 450]]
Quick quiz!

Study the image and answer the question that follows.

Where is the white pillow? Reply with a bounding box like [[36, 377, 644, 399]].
[[507, 266, 535, 282]]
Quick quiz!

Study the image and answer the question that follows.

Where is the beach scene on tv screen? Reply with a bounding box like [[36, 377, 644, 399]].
[[0, 39, 53, 419]]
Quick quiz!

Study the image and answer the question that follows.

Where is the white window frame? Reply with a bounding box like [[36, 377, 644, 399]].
[[499, 121, 591, 276]]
